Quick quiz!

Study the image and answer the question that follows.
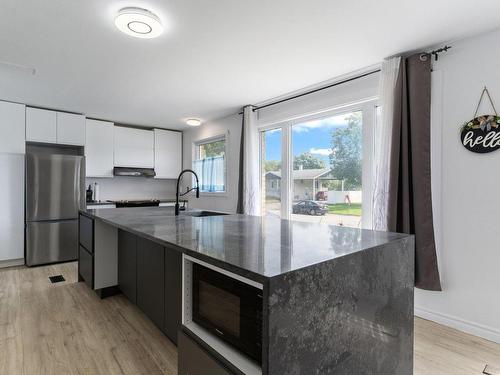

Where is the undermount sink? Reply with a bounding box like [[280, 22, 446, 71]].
[[181, 210, 229, 217]]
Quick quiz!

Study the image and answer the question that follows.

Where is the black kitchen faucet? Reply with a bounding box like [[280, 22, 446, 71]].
[[175, 169, 200, 215]]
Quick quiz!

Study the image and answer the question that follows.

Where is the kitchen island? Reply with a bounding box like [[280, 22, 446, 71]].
[[79, 206, 414, 375]]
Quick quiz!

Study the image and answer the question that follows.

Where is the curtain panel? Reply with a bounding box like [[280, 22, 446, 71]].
[[373, 57, 401, 231], [388, 53, 442, 291], [193, 155, 225, 192], [237, 106, 261, 215]]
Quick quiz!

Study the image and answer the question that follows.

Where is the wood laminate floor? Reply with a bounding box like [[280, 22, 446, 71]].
[[0, 262, 498, 374]]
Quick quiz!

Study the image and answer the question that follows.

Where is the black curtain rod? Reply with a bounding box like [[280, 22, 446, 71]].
[[428, 45, 452, 61], [239, 45, 451, 115], [239, 69, 381, 114]]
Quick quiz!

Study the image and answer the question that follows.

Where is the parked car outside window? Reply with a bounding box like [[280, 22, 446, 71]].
[[292, 200, 328, 216]]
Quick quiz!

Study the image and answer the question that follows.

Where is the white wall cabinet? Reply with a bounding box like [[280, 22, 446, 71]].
[[26, 107, 57, 143], [114, 126, 154, 168], [0, 101, 25, 153], [154, 129, 182, 179], [57, 112, 85, 146], [85, 119, 114, 177], [26, 107, 85, 146]]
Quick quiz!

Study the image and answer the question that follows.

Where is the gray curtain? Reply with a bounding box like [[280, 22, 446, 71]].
[[388, 53, 442, 291]]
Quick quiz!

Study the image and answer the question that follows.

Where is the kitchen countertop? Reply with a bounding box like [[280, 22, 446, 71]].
[[81, 206, 411, 282]]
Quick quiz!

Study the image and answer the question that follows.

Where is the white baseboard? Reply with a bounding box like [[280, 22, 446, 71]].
[[0, 258, 25, 269], [415, 306, 500, 344]]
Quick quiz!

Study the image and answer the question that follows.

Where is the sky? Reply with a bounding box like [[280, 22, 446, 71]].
[[264, 113, 355, 166]]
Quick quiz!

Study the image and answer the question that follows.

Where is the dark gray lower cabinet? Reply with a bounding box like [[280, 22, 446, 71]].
[[137, 237, 165, 330], [118, 230, 137, 304], [117, 231, 182, 346], [78, 245, 93, 289], [78, 214, 94, 288], [178, 331, 234, 375], [164, 246, 182, 344], [79, 214, 94, 253]]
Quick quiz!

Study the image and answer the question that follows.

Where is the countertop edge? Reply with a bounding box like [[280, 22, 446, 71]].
[[79, 209, 413, 283], [79, 209, 270, 284]]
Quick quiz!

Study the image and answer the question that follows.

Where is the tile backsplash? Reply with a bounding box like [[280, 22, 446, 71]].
[[85, 177, 177, 201]]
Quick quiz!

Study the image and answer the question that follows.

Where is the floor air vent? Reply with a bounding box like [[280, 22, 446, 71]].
[[49, 275, 66, 283]]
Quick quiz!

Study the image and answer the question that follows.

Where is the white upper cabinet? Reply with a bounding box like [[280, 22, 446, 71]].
[[26, 107, 85, 146], [114, 126, 154, 168], [56, 112, 85, 146], [26, 107, 57, 143], [154, 129, 182, 179], [0, 101, 25, 154], [85, 119, 114, 177]]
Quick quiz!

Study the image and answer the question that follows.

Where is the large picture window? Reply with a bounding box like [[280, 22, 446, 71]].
[[259, 101, 375, 229], [193, 136, 226, 193]]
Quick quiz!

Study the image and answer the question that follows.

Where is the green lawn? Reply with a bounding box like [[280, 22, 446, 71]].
[[327, 203, 362, 216]]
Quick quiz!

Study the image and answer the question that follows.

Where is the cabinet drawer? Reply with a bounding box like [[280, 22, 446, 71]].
[[178, 331, 234, 375], [79, 246, 93, 289], [79, 214, 94, 252]]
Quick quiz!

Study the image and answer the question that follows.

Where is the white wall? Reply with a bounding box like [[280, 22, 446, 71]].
[[85, 177, 177, 201], [182, 114, 242, 213], [416, 29, 500, 343]]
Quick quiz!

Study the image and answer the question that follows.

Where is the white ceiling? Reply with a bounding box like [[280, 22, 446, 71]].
[[0, 0, 499, 130]]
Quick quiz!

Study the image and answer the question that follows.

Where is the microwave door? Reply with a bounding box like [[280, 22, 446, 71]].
[[197, 279, 242, 339], [192, 263, 263, 363]]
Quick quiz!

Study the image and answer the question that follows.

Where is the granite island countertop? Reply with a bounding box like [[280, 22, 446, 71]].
[[80, 206, 412, 282]]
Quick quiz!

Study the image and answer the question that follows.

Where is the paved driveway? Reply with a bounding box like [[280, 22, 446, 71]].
[[264, 202, 361, 228]]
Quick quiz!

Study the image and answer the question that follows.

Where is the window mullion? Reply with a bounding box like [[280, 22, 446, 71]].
[[281, 124, 292, 219], [361, 104, 374, 229]]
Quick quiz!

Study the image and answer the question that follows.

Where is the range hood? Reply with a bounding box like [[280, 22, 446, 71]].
[[113, 167, 156, 178]]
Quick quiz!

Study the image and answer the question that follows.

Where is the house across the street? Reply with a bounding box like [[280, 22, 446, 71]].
[[265, 168, 338, 200]]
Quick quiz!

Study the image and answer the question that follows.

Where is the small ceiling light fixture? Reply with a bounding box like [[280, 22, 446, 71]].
[[115, 7, 163, 39], [186, 119, 202, 127]]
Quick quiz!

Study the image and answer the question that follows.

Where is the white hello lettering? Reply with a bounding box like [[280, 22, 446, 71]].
[[463, 130, 500, 148]]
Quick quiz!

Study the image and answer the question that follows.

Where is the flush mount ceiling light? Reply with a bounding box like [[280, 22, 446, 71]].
[[115, 7, 163, 39], [186, 119, 202, 127]]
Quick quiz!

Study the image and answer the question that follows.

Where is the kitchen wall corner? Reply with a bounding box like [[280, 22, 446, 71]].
[[182, 113, 242, 213]]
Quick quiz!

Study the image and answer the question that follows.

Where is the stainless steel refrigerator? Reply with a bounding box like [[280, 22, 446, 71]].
[[25, 152, 85, 266]]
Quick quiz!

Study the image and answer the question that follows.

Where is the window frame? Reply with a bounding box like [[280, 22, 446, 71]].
[[258, 99, 377, 229], [193, 134, 228, 195]]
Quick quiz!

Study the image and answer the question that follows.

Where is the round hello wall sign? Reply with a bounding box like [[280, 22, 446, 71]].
[[460, 87, 500, 154]]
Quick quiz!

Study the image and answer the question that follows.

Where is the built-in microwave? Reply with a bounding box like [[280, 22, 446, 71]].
[[191, 263, 263, 364]]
